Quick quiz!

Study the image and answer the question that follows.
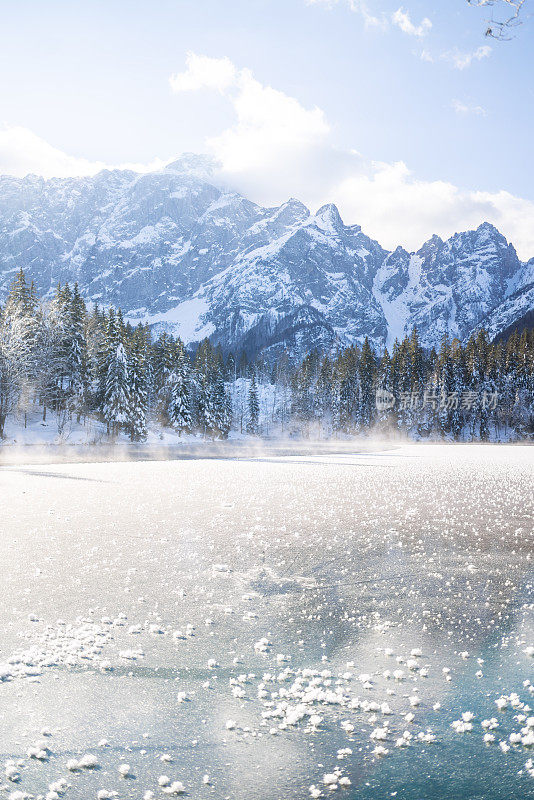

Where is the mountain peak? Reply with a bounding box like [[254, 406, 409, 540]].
[[476, 221, 500, 234], [270, 198, 310, 225], [417, 233, 444, 255], [473, 221, 509, 247], [285, 197, 309, 211], [0, 166, 530, 357], [164, 153, 217, 180], [314, 203, 344, 232]]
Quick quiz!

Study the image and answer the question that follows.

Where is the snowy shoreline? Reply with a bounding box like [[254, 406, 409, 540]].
[[0, 438, 396, 466], [1, 437, 531, 467]]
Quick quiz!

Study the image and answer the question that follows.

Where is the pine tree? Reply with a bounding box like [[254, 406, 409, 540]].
[[225, 352, 236, 381], [0, 307, 20, 437], [66, 284, 88, 420], [103, 329, 130, 438], [389, 340, 403, 430], [330, 375, 342, 435], [437, 334, 453, 435], [316, 355, 332, 421], [238, 351, 249, 378], [470, 330, 490, 440], [193, 373, 211, 437], [152, 332, 176, 422], [128, 329, 148, 441], [359, 336, 376, 429], [95, 308, 116, 411], [376, 347, 394, 431], [291, 351, 318, 426], [3, 268, 35, 320], [339, 375, 352, 432], [212, 366, 231, 439], [450, 344, 467, 440], [4, 269, 42, 424], [168, 354, 192, 435], [247, 374, 260, 435], [406, 327, 424, 433]]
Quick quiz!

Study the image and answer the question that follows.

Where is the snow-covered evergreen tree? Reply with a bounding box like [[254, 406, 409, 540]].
[[0, 310, 20, 438], [212, 367, 231, 439], [330, 376, 342, 435], [359, 336, 376, 429], [450, 344, 467, 439], [0, 268, 533, 443], [103, 332, 130, 438], [247, 374, 260, 435], [375, 347, 393, 431], [66, 283, 88, 420], [3, 269, 42, 424], [168, 355, 192, 435], [128, 329, 148, 441], [437, 335, 454, 435]]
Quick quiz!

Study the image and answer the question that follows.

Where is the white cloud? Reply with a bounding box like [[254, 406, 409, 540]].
[[421, 45, 492, 71], [306, 0, 388, 29], [168, 54, 534, 259], [442, 45, 492, 70], [333, 160, 534, 261], [349, 0, 388, 28], [0, 125, 107, 179], [308, 2, 435, 34], [169, 52, 237, 93], [207, 71, 330, 175], [170, 54, 331, 188], [2, 57, 533, 262], [452, 99, 487, 116], [0, 124, 167, 179], [392, 7, 432, 37]]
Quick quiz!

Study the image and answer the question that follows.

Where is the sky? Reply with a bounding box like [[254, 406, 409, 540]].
[[1, 0, 533, 257]]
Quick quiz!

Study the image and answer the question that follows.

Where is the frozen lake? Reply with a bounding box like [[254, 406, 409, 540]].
[[1, 443, 533, 800]]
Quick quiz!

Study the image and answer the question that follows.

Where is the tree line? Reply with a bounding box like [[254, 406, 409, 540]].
[[0, 269, 236, 441], [286, 328, 533, 440], [0, 268, 533, 442]]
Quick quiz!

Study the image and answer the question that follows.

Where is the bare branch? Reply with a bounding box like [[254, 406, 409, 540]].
[[467, 0, 527, 39]]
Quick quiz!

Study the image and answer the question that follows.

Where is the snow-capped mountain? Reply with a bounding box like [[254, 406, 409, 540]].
[[0, 155, 532, 355]]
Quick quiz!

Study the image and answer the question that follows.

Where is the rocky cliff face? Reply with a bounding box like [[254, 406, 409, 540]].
[[0, 156, 531, 355]]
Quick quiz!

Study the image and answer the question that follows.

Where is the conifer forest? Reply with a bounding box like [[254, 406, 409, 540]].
[[1, 268, 533, 444]]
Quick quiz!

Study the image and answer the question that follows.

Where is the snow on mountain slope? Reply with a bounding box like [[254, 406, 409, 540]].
[[186, 203, 388, 352], [372, 224, 523, 349], [0, 156, 532, 355], [473, 282, 534, 341], [373, 249, 421, 350]]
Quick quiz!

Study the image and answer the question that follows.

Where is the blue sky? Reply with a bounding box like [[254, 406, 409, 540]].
[[1, 0, 533, 256]]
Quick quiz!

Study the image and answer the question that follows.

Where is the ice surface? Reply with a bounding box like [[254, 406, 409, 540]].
[[0, 443, 532, 799]]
